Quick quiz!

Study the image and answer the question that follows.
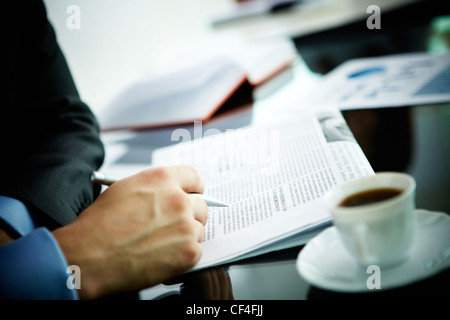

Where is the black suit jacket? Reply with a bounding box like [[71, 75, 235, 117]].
[[0, 1, 105, 228]]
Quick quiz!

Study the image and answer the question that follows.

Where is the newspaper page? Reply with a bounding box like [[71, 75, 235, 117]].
[[152, 108, 374, 269]]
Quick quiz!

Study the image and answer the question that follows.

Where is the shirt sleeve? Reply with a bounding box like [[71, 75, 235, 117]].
[[0, 228, 78, 300], [0, 196, 78, 300], [0, 196, 35, 238]]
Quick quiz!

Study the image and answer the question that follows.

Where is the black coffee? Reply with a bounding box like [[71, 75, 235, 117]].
[[339, 188, 403, 207]]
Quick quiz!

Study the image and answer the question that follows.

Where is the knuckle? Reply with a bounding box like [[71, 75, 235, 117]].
[[149, 167, 172, 181], [197, 200, 209, 226], [184, 165, 198, 175], [169, 190, 190, 212], [177, 217, 196, 235], [188, 166, 204, 193], [201, 200, 208, 217], [197, 179, 205, 194], [181, 240, 201, 266]]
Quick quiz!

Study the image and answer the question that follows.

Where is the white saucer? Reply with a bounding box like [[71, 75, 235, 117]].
[[296, 209, 450, 292]]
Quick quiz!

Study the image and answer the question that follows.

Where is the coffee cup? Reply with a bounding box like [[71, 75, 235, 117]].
[[323, 172, 416, 268]]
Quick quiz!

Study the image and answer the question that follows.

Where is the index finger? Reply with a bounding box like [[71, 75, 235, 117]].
[[167, 166, 205, 194]]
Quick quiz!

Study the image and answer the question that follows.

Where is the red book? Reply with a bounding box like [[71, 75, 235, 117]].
[[98, 38, 298, 131]]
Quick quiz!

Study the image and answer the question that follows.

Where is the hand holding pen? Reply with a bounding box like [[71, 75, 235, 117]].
[[55, 166, 217, 298]]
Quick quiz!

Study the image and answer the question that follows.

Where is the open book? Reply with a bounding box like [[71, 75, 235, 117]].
[[98, 38, 298, 131], [152, 107, 374, 270]]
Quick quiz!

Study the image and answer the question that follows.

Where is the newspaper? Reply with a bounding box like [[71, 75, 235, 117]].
[[152, 108, 374, 270]]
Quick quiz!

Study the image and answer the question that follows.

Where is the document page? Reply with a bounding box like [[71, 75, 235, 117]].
[[152, 108, 374, 269], [300, 52, 450, 110]]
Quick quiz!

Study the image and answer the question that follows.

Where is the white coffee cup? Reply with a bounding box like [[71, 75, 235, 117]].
[[323, 172, 416, 269]]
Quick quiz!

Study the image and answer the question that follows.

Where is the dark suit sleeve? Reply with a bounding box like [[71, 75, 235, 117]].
[[0, 1, 105, 228]]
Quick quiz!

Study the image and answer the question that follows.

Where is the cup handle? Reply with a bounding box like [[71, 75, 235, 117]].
[[354, 224, 376, 265]]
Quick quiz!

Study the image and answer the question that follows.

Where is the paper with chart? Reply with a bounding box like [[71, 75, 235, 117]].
[[152, 108, 374, 270], [301, 52, 450, 110]]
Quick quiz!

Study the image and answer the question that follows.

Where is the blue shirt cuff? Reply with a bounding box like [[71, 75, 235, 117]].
[[0, 196, 36, 237], [0, 227, 79, 300]]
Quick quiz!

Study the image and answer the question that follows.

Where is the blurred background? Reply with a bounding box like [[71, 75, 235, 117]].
[[44, 0, 449, 117]]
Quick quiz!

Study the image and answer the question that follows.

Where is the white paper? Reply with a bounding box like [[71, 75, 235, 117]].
[[152, 108, 374, 270], [300, 52, 450, 110]]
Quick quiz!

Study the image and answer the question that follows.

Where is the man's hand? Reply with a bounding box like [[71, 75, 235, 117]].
[[0, 229, 13, 246], [53, 166, 208, 299]]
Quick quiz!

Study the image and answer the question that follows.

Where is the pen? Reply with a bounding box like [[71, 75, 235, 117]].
[[91, 171, 228, 207]]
